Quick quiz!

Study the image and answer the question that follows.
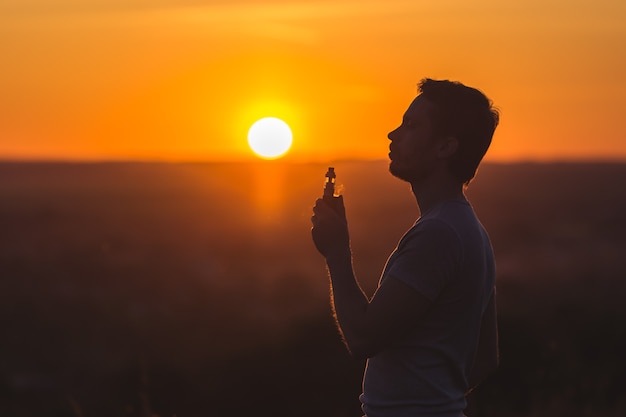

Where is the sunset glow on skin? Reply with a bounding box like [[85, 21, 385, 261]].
[[1, 0, 626, 162]]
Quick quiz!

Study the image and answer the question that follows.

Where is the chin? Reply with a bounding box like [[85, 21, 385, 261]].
[[390, 160, 427, 184], [389, 161, 412, 182]]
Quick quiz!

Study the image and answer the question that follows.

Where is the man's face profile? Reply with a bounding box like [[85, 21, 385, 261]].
[[387, 95, 439, 183]]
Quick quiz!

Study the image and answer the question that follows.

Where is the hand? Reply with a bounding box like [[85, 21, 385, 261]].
[[311, 195, 350, 259]]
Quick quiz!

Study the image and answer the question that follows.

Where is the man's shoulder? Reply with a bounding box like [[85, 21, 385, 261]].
[[401, 216, 462, 251], [404, 200, 485, 250]]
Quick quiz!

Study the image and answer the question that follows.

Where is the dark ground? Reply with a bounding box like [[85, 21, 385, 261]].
[[1, 161, 625, 417]]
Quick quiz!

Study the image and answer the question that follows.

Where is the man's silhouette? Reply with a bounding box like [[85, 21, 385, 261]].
[[312, 79, 499, 417]]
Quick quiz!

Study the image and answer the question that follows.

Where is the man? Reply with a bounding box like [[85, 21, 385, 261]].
[[311, 78, 500, 417]]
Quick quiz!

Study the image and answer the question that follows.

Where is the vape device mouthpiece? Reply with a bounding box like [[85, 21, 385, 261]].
[[324, 167, 336, 199]]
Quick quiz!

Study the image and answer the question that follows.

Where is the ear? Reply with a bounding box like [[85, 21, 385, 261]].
[[437, 136, 459, 158]]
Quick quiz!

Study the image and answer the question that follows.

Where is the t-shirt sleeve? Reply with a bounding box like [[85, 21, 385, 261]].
[[385, 219, 462, 302]]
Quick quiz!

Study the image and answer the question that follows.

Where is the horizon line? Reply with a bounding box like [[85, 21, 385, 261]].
[[2, 157, 626, 165]]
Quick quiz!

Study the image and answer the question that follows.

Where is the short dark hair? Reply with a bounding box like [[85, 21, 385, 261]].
[[418, 78, 499, 185]]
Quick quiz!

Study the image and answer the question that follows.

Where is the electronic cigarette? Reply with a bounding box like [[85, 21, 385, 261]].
[[323, 166, 343, 213], [323, 167, 336, 201]]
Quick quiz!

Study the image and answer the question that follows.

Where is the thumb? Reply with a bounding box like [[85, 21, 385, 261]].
[[335, 194, 347, 220]]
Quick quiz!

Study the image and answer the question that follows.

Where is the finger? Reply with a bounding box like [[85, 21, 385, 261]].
[[314, 198, 333, 215], [312, 204, 326, 217], [336, 195, 347, 218], [313, 198, 324, 211]]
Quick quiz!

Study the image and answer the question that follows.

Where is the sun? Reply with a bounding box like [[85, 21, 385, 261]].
[[247, 117, 293, 159]]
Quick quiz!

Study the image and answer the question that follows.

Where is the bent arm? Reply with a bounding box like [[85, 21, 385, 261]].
[[326, 251, 432, 359], [312, 197, 431, 359], [324, 250, 370, 356]]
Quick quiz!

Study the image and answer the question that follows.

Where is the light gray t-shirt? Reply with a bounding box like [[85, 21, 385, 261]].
[[360, 199, 496, 417]]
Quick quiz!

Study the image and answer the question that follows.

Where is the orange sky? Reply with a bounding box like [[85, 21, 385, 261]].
[[2, 0, 625, 162]]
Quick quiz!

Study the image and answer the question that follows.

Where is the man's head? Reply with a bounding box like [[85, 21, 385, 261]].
[[388, 79, 499, 186]]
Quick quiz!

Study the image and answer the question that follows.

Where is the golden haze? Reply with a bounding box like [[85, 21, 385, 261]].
[[1, 0, 626, 162]]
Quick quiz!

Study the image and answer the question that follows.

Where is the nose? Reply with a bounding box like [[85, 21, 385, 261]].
[[388, 126, 399, 141]]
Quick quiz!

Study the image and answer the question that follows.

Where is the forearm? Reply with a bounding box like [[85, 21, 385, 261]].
[[325, 250, 371, 357], [323, 249, 435, 359], [311, 195, 374, 356]]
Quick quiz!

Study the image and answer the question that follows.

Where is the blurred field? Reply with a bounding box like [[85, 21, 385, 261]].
[[1, 161, 625, 417]]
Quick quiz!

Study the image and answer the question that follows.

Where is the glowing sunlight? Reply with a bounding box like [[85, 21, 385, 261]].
[[247, 117, 293, 160]]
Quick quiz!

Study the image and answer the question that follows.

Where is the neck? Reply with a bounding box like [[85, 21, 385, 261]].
[[410, 173, 465, 215]]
